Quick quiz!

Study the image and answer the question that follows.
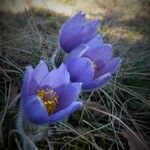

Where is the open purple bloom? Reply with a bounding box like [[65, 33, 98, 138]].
[[21, 61, 82, 124], [59, 11, 100, 53], [65, 35, 121, 91]]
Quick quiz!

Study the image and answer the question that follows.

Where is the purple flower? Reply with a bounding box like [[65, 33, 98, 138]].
[[21, 61, 82, 124], [59, 11, 100, 53], [65, 35, 121, 91]]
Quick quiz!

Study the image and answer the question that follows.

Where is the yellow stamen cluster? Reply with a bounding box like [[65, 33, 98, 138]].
[[93, 61, 98, 73], [37, 89, 58, 115]]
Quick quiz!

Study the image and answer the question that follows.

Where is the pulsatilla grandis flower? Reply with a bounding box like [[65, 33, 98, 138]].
[[21, 61, 82, 124], [59, 11, 100, 53], [65, 35, 121, 91]]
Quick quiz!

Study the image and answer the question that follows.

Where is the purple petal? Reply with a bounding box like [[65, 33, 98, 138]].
[[59, 13, 100, 53], [83, 44, 113, 69], [29, 61, 49, 95], [55, 82, 82, 111], [87, 34, 103, 47], [40, 63, 70, 89], [59, 24, 85, 53], [46, 101, 83, 123], [21, 66, 33, 99], [96, 57, 121, 77], [24, 95, 48, 124], [59, 12, 86, 53], [60, 11, 85, 34], [65, 44, 88, 63], [24, 95, 82, 124], [83, 19, 100, 42], [82, 73, 111, 91], [66, 57, 94, 83]]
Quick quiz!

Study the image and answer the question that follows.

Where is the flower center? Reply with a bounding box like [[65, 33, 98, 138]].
[[92, 61, 98, 73], [37, 89, 58, 115]]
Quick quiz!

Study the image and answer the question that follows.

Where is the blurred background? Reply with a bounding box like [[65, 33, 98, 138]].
[[0, 0, 150, 150]]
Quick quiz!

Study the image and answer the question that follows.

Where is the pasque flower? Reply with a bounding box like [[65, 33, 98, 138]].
[[65, 35, 121, 91], [21, 61, 82, 124], [59, 11, 100, 53]]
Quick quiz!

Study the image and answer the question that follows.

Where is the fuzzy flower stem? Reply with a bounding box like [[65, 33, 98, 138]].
[[17, 103, 49, 150]]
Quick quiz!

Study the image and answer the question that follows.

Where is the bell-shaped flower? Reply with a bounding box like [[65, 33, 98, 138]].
[[65, 35, 121, 91], [59, 11, 100, 53], [21, 61, 82, 124]]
